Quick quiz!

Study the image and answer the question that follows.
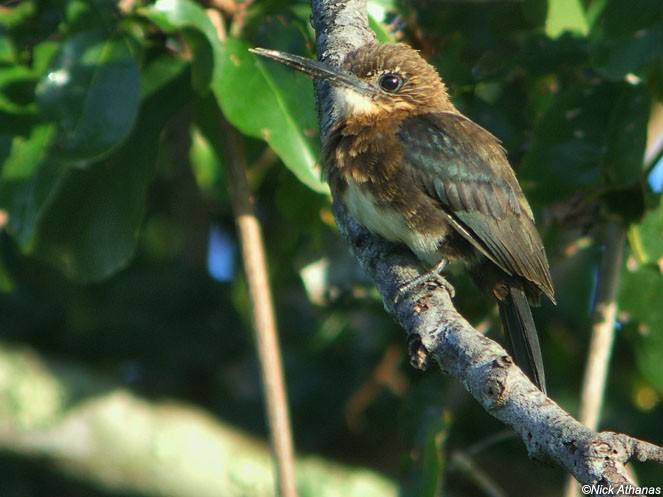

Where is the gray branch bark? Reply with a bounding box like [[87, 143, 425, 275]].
[[309, 0, 663, 493]]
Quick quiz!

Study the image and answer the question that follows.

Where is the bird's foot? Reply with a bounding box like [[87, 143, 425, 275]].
[[396, 257, 455, 301]]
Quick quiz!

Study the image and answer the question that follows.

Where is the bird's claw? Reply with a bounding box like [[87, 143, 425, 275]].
[[396, 274, 455, 298], [394, 258, 455, 303]]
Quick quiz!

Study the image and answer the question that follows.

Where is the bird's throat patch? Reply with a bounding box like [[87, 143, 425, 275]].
[[333, 87, 381, 118]]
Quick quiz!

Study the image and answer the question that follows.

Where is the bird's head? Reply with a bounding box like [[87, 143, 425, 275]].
[[251, 42, 454, 121]]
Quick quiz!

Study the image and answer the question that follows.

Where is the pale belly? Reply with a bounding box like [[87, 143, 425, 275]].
[[343, 181, 444, 265]]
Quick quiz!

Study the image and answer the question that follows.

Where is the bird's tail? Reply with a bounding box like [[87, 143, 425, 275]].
[[497, 286, 546, 393]]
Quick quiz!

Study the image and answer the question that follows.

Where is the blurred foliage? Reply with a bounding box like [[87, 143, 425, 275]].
[[0, 0, 662, 496]]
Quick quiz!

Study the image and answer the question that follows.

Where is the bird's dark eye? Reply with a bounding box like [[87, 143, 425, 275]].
[[378, 73, 403, 92]]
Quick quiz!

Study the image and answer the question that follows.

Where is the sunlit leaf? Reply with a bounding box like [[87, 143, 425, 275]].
[[0, 32, 14, 64], [628, 198, 663, 265], [368, 0, 398, 44], [144, 0, 221, 92], [148, 0, 220, 50], [545, 0, 588, 38], [217, 38, 327, 193], [0, 1, 34, 28]]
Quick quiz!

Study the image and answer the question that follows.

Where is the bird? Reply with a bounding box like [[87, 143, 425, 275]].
[[251, 41, 555, 393]]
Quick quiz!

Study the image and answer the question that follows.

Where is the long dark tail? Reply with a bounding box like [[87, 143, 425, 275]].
[[497, 286, 546, 393]]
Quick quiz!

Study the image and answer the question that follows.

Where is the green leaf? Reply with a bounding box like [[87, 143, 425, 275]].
[[604, 85, 651, 187], [0, 31, 14, 64], [367, 0, 398, 44], [0, 125, 62, 250], [522, 82, 652, 203], [589, 0, 663, 80], [628, 199, 663, 265], [217, 38, 327, 193], [31, 57, 193, 282], [62, 0, 118, 35], [620, 257, 663, 392], [585, 0, 608, 31], [148, 0, 220, 50], [32, 41, 61, 76], [0, 134, 11, 165], [144, 0, 221, 93], [35, 30, 140, 165], [139, 50, 190, 101], [512, 33, 588, 77], [521, 83, 615, 203], [400, 395, 450, 497], [190, 96, 229, 205], [545, 0, 588, 38], [417, 416, 447, 497], [0, 253, 14, 293], [0, 64, 38, 115], [0, 1, 35, 28]]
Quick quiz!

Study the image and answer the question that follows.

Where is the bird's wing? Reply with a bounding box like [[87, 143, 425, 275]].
[[398, 112, 554, 300]]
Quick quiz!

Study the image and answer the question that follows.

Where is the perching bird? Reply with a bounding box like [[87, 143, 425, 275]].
[[251, 41, 555, 392]]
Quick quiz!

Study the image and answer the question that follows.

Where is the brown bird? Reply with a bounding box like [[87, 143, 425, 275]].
[[251, 42, 555, 392]]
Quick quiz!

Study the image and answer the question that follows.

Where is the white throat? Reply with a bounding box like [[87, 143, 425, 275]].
[[333, 87, 381, 118]]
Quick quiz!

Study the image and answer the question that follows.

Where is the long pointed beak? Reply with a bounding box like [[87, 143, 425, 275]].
[[250, 47, 375, 96]]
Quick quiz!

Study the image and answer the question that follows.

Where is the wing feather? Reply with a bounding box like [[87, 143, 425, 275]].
[[398, 112, 554, 300]]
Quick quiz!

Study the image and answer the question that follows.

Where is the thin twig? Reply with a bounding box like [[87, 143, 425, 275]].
[[580, 222, 625, 429], [219, 112, 298, 497], [563, 222, 626, 497], [450, 451, 509, 497], [448, 430, 513, 497]]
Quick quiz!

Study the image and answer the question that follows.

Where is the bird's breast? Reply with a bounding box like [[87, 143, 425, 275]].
[[325, 121, 453, 264]]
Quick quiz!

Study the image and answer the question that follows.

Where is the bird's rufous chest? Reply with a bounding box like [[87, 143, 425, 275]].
[[322, 119, 452, 262]]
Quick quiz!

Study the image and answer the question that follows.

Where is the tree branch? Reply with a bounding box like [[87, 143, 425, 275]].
[[333, 203, 663, 488], [221, 111, 298, 497], [0, 342, 395, 497], [309, 0, 663, 492]]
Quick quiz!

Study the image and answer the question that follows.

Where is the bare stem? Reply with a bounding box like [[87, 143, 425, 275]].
[[580, 222, 625, 429], [220, 113, 298, 497], [564, 222, 626, 497]]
